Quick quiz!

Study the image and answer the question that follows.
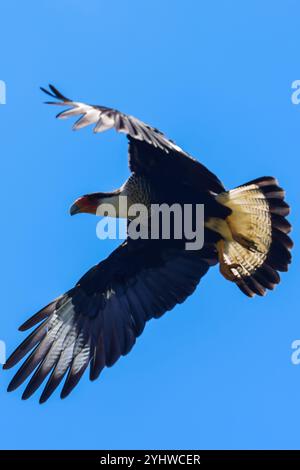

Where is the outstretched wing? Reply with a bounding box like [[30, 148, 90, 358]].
[[4, 239, 217, 403], [41, 85, 225, 194]]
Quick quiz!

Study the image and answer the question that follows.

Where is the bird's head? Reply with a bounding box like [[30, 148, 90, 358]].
[[69, 190, 122, 216], [69, 194, 102, 216]]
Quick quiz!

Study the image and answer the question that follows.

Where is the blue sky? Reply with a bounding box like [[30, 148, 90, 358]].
[[0, 0, 299, 450]]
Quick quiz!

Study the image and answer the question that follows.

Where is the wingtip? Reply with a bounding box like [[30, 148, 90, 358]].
[[3, 356, 14, 370], [39, 388, 52, 404], [40, 84, 69, 102], [18, 320, 32, 331], [60, 389, 70, 400], [40, 85, 55, 99], [21, 391, 30, 401], [7, 381, 17, 393], [18, 324, 27, 332]]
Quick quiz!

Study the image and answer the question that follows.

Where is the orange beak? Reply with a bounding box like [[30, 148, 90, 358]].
[[69, 194, 101, 216]]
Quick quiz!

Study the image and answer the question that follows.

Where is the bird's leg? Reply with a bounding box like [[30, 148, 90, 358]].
[[217, 239, 242, 281]]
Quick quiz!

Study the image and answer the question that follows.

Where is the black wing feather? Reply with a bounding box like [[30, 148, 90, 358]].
[[40, 84, 225, 194], [4, 239, 217, 402]]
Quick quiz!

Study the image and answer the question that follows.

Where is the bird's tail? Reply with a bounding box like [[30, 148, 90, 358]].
[[214, 176, 292, 297]]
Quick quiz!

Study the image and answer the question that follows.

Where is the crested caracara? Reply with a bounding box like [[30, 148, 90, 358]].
[[3, 85, 292, 402]]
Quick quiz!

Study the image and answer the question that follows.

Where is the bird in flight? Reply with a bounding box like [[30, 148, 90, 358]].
[[4, 85, 292, 403]]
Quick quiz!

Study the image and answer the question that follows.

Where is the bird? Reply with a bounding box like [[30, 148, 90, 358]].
[[3, 85, 293, 403]]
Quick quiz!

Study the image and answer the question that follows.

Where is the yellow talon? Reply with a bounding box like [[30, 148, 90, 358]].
[[217, 239, 242, 281]]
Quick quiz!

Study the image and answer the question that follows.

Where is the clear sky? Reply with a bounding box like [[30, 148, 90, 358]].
[[0, 0, 299, 450]]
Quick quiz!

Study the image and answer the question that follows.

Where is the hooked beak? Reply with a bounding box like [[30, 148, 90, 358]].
[[69, 194, 100, 216]]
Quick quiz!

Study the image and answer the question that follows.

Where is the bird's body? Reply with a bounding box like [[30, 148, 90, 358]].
[[3, 85, 293, 402]]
